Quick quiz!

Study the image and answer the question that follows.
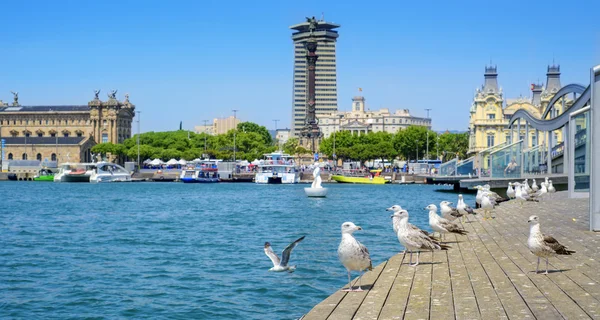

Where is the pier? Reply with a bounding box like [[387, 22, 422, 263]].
[[302, 193, 600, 319]]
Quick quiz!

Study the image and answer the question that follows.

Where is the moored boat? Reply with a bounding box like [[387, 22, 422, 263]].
[[331, 169, 389, 184], [33, 168, 55, 182], [89, 162, 132, 183], [255, 151, 299, 184], [180, 159, 221, 183], [54, 163, 96, 182]]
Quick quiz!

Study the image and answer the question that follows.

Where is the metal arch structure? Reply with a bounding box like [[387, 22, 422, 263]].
[[541, 83, 587, 119], [508, 85, 590, 131]]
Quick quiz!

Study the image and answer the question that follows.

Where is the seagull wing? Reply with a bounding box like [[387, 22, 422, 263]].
[[280, 236, 305, 267], [543, 234, 575, 255], [356, 240, 373, 271], [264, 245, 280, 267]]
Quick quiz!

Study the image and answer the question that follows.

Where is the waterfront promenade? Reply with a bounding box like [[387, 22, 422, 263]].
[[302, 193, 599, 319]]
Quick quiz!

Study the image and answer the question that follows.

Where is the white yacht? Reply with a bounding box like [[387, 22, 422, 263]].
[[54, 163, 97, 182], [89, 162, 132, 183], [54, 162, 131, 183], [254, 151, 299, 184]]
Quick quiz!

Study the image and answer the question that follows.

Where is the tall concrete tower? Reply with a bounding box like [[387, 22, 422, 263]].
[[290, 17, 340, 139]]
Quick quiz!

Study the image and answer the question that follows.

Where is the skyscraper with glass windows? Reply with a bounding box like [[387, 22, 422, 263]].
[[289, 19, 340, 138]]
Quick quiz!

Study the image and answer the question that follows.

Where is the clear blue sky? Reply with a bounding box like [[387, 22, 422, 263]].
[[1, 0, 598, 132]]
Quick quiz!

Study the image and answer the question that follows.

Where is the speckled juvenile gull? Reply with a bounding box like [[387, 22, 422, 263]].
[[426, 204, 468, 241], [456, 194, 474, 222], [394, 209, 449, 266], [388, 205, 440, 253], [440, 201, 463, 221], [527, 215, 575, 274], [338, 222, 372, 292], [264, 236, 305, 272]]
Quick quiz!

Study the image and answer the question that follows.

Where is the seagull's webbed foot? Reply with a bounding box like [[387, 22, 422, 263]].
[[341, 287, 354, 292], [409, 263, 419, 267], [354, 287, 364, 292]]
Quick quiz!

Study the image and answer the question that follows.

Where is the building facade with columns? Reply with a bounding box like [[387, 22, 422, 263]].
[[317, 96, 431, 137], [0, 91, 135, 164], [467, 65, 572, 155]]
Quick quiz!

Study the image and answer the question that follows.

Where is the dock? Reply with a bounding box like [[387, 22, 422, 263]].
[[302, 193, 599, 319]]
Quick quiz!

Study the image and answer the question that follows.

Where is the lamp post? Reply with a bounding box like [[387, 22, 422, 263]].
[[232, 109, 238, 162], [425, 108, 431, 160], [136, 111, 141, 168], [416, 139, 419, 162], [202, 119, 209, 153], [333, 114, 343, 167], [273, 119, 279, 146], [436, 136, 440, 159]]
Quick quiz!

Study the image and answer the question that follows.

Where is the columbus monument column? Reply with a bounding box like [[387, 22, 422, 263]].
[[300, 17, 322, 154]]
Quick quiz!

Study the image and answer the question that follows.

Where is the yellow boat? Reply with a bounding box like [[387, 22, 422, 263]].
[[331, 169, 390, 184]]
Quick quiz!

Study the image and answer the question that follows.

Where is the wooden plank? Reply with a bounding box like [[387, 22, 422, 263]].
[[445, 233, 481, 319], [428, 251, 456, 319], [454, 219, 508, 319], [464, 216, 537, 319], [471, 215, 577, 319], [325, 260, 387, 320], [352, 254, 403, 320], [403, 251, 433, 319], [377, 254, 417, 319]]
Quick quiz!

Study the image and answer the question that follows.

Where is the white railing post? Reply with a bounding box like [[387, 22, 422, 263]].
[[590, 65, 600, 231]]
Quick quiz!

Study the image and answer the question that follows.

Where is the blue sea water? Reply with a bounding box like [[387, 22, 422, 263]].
[[0, 182, 474, 319]]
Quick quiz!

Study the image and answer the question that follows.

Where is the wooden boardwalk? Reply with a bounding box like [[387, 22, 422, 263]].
[[302, 192, 600, 319]]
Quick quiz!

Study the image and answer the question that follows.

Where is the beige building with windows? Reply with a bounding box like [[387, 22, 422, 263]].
[[318, 95, 432, 137], [0, 91, 135, 164], [290, 18, 340, 138], [467, 65, 571, 155], [194, 116, 241, 135]]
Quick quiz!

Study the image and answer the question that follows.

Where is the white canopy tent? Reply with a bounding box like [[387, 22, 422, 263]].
[[178, 159, 188, 165], [166, 159, 179, 166], [149, 159, 163, 166]]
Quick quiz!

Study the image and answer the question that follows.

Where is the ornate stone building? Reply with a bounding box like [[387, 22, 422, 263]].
[[318, 95, 432, 137], [0, 90, 135, 164], [467, 65, 571, 154]]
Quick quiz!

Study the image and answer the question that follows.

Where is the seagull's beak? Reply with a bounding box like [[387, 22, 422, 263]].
[[527, 219, 532, 223], [449, 202, 453, 205], [386, 207, 392, 211], [390, 215, 394, 218], [357, 226, 362, 230], [424, 207, 428, 210]]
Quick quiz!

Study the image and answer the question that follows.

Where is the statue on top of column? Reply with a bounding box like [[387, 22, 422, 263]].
[[108, 89, 117, 99], [94, 89, 100, 99], [306, 16, 318, 35]]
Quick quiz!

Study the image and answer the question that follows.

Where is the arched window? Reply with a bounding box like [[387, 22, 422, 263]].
[[8, 153, 13, 160], [37, 153, 42, 161], [22, 153, 28, 160], [51, 153, 57, 161]]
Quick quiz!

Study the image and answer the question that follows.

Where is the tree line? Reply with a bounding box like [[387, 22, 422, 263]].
[[91, 122, 469, 163]]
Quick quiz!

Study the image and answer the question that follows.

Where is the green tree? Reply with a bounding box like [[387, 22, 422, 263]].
[[237, 122, 273, 145]]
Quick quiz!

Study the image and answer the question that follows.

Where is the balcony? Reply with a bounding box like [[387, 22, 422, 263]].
[[473, 119, 507, 126]]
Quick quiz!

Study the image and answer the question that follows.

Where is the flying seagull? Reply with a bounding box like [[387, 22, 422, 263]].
[[264, 235, 306, 272], [338, 222, 372, 292], [527, 215, 575, 274]]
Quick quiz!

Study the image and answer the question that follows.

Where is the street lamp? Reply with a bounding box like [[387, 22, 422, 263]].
[[425, 108, 431, 160], [436, 136, 440, 159], [273, 119, 279, 146], [415, 139, 419, 162], [136, 111, 141, 168], [232, 109, 238, 162], [202, 119, 209, 153], [332, 114, 343, 167]]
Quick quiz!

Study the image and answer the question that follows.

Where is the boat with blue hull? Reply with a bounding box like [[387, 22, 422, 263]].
[[180, 160, 221, 183]]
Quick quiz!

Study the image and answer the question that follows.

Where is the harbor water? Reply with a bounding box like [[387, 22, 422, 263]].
[[0, 182, 474, 319]]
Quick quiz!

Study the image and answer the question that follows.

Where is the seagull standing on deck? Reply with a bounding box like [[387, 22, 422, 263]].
[[527, 215, 575, 274], [475, 186, 483, 208], [426, 204, 468, 241], [338, 222, 372, 292], [481, 192, 496, 220], [507, 182, 516, 199], [387, 205, 439, 253], [532, 179, 539, 193], [547, 180, 556, 195], [264, 236, 306, 272], [440, 201, 463, 221], [456, 194, 475, 222], [395, 209, 450, 267]]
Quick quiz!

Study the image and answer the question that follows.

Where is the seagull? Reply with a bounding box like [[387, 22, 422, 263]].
[[394, 209, 450, 267], [481, 192, 496, 220], [264, 236, 305, 272], [440, 201, 463, 221], [527, 215, 575, 274], [338, 222, 372, 292], [456, 194, 475, 222], [532, 179, 539, 192], [387, 205, 439, 253], [475, 186, 483, 208], [516, 184, 538, 206], [426, 204, 468, 241], [482, 185, 509, 204], [533, 182, 548, 201], [506, 182, 516, 199], [523, 179, 533, 194], [547, 180, 556, 195]]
